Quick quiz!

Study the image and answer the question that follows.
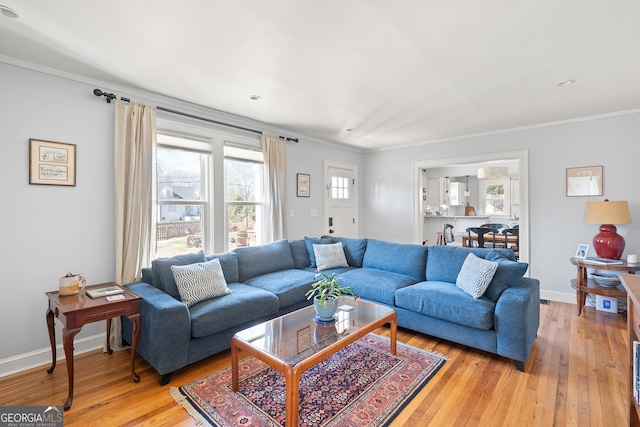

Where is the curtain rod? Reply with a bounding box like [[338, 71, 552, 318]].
[[92, 89, 298, 143]]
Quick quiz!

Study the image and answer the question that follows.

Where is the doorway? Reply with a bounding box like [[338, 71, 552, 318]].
[[413, 150, 529, 263], [324, 160, 358, 238]]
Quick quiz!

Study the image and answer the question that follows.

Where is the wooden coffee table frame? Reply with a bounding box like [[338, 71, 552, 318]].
[[231, 303, 397, 427]]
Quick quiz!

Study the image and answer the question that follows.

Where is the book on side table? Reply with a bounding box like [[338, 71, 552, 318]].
[[582, 257, 624, 266], [86, 285, 124, 298]]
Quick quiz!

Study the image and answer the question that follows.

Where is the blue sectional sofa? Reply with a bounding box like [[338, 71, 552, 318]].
[[121, 237, 540, 385]]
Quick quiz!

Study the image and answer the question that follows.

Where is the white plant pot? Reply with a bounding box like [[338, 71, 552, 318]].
[[313, 296, 338, 321]]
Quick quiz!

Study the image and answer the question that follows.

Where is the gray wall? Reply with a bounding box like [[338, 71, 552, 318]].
[[1, 63, 116, 368]]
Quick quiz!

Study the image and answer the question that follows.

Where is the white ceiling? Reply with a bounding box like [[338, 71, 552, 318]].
[[1, 1, 639, 151]]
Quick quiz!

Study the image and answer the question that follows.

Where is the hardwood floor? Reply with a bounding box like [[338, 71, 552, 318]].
[[0, 301, 628, 426]]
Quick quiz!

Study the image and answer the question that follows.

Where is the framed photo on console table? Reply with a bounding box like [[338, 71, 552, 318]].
[[29, 139, 77, 186], [575, 243, 589, 259]]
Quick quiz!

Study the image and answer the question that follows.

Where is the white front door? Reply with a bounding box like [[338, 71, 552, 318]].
[[324, 161, 358, 237]]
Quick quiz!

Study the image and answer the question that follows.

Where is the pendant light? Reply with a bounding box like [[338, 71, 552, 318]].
[[464, 175, 470, 197]]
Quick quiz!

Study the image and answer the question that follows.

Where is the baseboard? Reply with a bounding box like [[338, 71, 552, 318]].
[[0, 333, 106, 379], [540, 290, 575, 305]]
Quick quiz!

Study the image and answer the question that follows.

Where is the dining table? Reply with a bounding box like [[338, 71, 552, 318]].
[[460, 233, 518, 248]]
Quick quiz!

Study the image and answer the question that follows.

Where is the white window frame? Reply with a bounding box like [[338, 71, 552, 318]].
[[155, 118, 265, 255], [155, 129, 214, 257], [224, 143, 267, 250]]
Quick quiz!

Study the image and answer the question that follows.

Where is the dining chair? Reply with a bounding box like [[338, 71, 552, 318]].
[[442, 224, 462, 246], [479, 223, 508, 247], [502, 227, 520, 260], [466, 227, 500, 248]]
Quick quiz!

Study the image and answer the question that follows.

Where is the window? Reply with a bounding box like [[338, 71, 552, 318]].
[[331, 176, 351, 199], [153, 120, 268, 258], [155, 134, 211, 258], [225, 145, 266, 250], [479, 179, 511, 216]]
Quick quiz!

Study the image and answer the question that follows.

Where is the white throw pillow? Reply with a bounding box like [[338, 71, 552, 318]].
[[171, 258, 231, 307], [456, 253, 499, 299], [313, 242, 349, 270]]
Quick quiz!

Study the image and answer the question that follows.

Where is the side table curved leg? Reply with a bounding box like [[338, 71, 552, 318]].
[[46, 308, 56, 374], [63, 327, 81, 411], [128, 313, 141, 382]]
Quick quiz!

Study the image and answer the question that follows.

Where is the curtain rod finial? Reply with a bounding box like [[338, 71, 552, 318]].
[[93, 88, 116, 103]]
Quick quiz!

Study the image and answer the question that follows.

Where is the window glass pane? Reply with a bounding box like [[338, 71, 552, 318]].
[[156, 204, 203, 258], [484, 199, 505, 214], [156, 143, 209, 258], [331, 176, 350, 199], [224, 144, 266, 251], [226, 158, 264, 202], [228, 204, 265, 249], [157, 147, 204, 201], [485, 184, 505, 198]]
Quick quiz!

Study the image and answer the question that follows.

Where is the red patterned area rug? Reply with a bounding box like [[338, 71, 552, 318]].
[[170, 334, 447, 427]]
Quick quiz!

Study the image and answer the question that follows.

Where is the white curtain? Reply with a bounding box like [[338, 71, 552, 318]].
[[262, 134, 287, 241], [110, 98, 157, 351]]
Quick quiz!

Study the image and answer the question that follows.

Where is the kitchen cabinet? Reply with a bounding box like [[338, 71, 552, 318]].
[[448, 182, 466, 206]]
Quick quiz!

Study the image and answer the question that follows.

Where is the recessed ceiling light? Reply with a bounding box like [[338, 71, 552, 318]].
[[0, 5, 21, 19], [345, 128, 354, 132], [555, 80, 575, 87], [249, 95, 261, 101]]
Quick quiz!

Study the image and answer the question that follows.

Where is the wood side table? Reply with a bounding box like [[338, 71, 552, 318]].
[[45, 282, 141, 410], [570, 257, 640, 315]]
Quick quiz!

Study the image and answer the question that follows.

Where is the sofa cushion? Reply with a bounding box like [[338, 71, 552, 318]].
[[289, 239, 311, 269], [362, 239, 428, 281], [323, 236, 368, 267], [395, 281, 496, 330], [456, 253, 499, 299], [339, 267, 419, 306], [205, 252, 240, 284], [189, 283, 279, 338], [314, 242, 349, 270], [426, 245, 514, 283], [304, 236, 332, 267], [244, 269, 317, 308], [141, 267, 153, 286], [483, 250, 529, 302], [235, 239, 295, 282], [171, 258, 232, 307], [152, 250, 207, 299]]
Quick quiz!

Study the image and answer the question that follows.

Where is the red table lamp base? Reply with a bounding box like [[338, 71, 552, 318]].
[[593, 224, 625, 260]]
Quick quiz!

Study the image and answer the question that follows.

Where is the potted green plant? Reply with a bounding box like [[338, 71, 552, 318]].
[[305, 271, 354, 321]]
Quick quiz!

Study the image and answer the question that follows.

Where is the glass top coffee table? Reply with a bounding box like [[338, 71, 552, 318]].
[[231, 296, 397, 427]]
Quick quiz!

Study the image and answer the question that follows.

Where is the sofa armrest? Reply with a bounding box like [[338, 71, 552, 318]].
[[121, 282, 191, 377], [494, 277, 540, 364]]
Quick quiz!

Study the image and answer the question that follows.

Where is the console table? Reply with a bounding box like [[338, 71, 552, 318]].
[[570, 257, 640, 315], [45, 282, 141, 410]]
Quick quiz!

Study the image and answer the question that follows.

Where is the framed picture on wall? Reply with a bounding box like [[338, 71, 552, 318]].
[[566, 165, 602, 197], [29, 139, 77, 186], [297, 173, 310, 197]]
